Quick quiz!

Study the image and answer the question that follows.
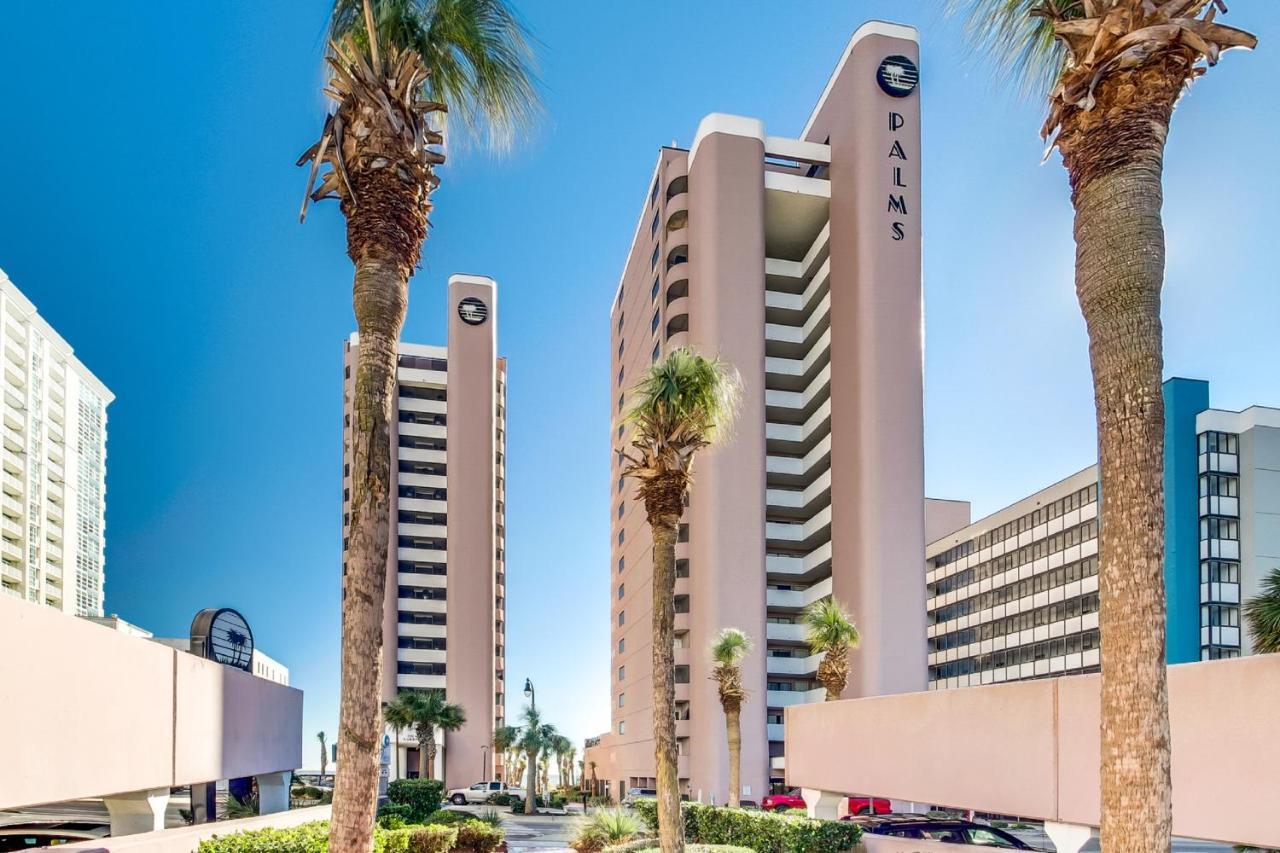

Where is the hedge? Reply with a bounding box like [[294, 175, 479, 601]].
[[387, 778, 446, 822], [631, 801, 861, 853], [196, 819, 499, 853]]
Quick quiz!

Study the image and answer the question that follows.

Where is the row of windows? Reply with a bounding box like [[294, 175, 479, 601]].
[[400, 434, 446, 451], [933, 484, 1099, 568], [930, 556, 1099, 624], [399, 460, 446, 478], [1199, 431, 1238, 455], [399, 560, 446, 576], [399, 485, 446, 500], [398, 611, 446, 625], [1201, 518, 1239, 541], [399, 510, 446, 526], [399, 535, 446, 550], [398, 385, 446, 402], [1201, 560, 1239, 584], [931, 591, 1101, 653], [399, 410, 446, 427], [930, 629, 1101, 681], [1200, 473, 1238, 498], [930, 519, 1099, 597], [398, 355, 447, 372], [398, 636, 445, 650], [397, 662, 445, 675], [398, 585, 445, 601], [1202, 604, 1239, 627]]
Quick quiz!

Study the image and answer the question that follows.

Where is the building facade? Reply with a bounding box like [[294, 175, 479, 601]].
[[587, 22, 927, 803], [341, 275, 506, 786], [926, 378, 1280, 690], [0, 268, 112, 618]]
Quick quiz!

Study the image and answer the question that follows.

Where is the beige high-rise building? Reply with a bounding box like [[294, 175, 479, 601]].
[[0, 268, 112, 618], [342, 275, 506, 787], [585, 22, 927, 804]]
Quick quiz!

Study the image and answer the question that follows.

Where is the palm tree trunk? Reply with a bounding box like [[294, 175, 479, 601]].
[[725, 705, 741, 808], [651, 519, 685, 853], [422, 725, 437, 781], [393, 727, 400, 782], [1070, 128, 1171, 853], [331, 256, 407, 853], [524, 748, 538, 815]]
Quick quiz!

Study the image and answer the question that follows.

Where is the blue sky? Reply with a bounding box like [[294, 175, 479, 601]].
[[0, 2, 1276, 763]]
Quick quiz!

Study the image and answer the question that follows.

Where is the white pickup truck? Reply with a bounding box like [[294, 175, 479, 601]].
[[447, 780, 527, 805]]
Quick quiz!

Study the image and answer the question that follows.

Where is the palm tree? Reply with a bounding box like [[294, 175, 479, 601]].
[[709, 628, 752, 807], [1244, 568, 1280, 654], [620, 348, 740, 853], [299, 2, 538, 848], [383, 695, 416, 782], [493, 725, 520, 784], [400, 690, 465, 781], [944, 3, 1255, 849], [317, 731, 329, 782], [803, 599, 860, 701], [517, 705, 557, 815]]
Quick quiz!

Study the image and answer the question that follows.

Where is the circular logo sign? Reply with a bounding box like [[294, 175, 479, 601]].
[[458, 297, 488, 326], [190, 607, 255, 672], [876, 55, 919, 98]]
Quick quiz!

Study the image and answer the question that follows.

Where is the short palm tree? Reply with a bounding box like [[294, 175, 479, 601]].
[[317, 731, 329, 782], [401, 690, 465, 781], [946, 3, 1255, 849], [383, 696, 415, 781], [710, 628, 752, 807], [517, 705, 557, 815], [1244, 568, 1280, 654], [492, 724, 520, 784], [803, 599, 860, 701], [620, 348, 740, 853], [300, 2, 537, 849]]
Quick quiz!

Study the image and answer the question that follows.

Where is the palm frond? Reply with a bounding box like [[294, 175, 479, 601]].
[[711, 628, 752, 666], [803, 598, 860, 655], [946, 0, 1073, 100], [1244, 568, 1280, 655], [328, 0, 541, 152]]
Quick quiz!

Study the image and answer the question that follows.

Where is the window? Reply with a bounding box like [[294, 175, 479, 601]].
[[618, 477, 625, 493], [618, 557, 625, 573], [618, 666, 625, 681], [618, 583, 625, 600], [618, 424, 624, 440], [1200, 474, 1238, 497], [618, 393, 625, 413], [617, 312, 625, 333], [651, 310, 660, 334], [618, 637, 625, 653], [649, 177, 660, 205], [1199, 431, 1239, 455], [618, 610, 625, 626], [619, 720, 627, 735], [650, 245, 660, 270], [618, 366, 624, 386], [650, 210, 660, 237], [619, 692, 626, 708], [1201, 518, 1239, 541], [652, 342, 660, 363], [618, 503, 625, 519], [651, 277, 660, 301], [617, 530, 624, 545]]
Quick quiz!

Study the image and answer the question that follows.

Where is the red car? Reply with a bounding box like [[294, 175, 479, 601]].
[[761, 790, 890, 815]]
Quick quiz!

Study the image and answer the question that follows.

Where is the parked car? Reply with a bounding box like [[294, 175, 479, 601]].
[[842, 815, 1047, 850], [447, 780, 526, 805], [0, 819, 108, 851], [761, 789, 891, 815], [621, 787, 658, 807]]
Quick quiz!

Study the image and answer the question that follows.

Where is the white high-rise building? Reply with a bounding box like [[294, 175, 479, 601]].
[[0, 268, 113, 617]]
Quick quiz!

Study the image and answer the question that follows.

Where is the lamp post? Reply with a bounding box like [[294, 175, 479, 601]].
[[523, 678, 535, 713], [482, 745, 489, 782]]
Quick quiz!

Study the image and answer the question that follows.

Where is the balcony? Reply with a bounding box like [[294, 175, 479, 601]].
[[665, 240, 689, 271], [1, 426, 21, 454], [665, 296, 689, 339], [47, 457, 64, 483], [767, 576, 833, 611], [766, 541, 832, 582], [47, 480, 63, 504], [766, 686, 826, 708], [766, 622, 807, 643], [1, 516, 22, 539], [1, 538, 21, 562], [1, 561, 21, 583], [1, 492, 21, 518], [47, 421, 64, 445], [766, 653, 823, 677], [2, 403, 23, 432], [46, 541, 63, 562], [767, 723, 786, 742], [2, 471, 24, 499]]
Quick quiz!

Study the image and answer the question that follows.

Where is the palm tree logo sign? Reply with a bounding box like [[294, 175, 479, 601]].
[[876, 55, 919, 98], [458, 297, 488, 325]]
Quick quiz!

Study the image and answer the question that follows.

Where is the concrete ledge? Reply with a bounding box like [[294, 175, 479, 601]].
[[58, 805, 332, 852]]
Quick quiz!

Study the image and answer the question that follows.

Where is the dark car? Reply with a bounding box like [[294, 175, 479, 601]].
[[841, 815, 1047, 850], [0, 819, 109, 851]]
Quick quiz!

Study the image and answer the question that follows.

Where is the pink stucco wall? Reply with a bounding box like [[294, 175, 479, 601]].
[[0, 594, 302, 809], [785, 655, 1280, 847]]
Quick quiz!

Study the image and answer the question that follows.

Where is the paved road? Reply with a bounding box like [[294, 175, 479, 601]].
[[443, 803, 578, 852]]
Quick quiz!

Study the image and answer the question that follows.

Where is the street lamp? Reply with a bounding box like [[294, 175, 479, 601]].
[[482, 745, 489, 781], [523, 678, 535, 712]]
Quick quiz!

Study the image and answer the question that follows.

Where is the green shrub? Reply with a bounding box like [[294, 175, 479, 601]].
[[377, 802, 415, 829], [420, 809, 472, 826], [630, 802, 860, 853], [453, 819, 505, 852], [387, 778, 445, 822], [292, 785, 324, 799], [485, 792, 516, 806], [379, 828, 413, 853], [197, 821, 330, 853], [473, 808, 504, 827], [571, 808, 646, 852], [406, 825, 457, 853]]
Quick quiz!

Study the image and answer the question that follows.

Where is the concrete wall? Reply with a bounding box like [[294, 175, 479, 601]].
[[0, 594, 302, 810], [785, 655, 1280, 847]]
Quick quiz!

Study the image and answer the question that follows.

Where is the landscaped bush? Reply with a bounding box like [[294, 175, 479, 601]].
[[197, 821, 413, 853], [453, 819, 505, 852], [570, 808, 647, 852], [387, 778, 445, 822], [485, 792, 517, 806], [291, 785, 324, 799], [421, 809, 473, 826], [406, 825, 458, 853], [377, 802, 415, 829], [631, 801, 861, 853]]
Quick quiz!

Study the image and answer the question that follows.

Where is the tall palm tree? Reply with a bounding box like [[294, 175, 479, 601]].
[[1244, 568, 1280, 654], [945, 3, 1254, 849], [803, 599, 860, 702], [400, 690, 465, 781], [709, 628, 751, 808], [517, 705, 556, 815], [620, 348, 741, 853], [383, 694, 415, 781], [299, 2, 537, 848], [317, 731, 329, 782], [493, 725, 520, 784]]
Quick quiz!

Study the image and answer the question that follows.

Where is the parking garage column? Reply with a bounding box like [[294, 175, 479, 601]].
[[258, 771, 291, 815], [103, 787, 171, 836], [801, 788, 848, 821]]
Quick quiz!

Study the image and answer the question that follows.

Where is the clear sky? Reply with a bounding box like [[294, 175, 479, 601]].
[[0, 2, 1276, 765]]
